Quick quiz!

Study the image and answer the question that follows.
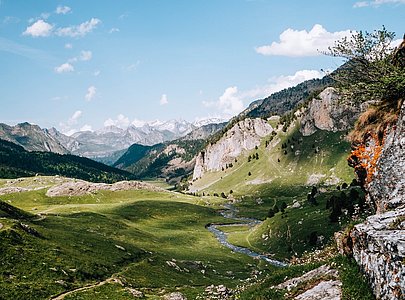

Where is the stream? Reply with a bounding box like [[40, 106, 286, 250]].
[[207, 203, 287, 267]]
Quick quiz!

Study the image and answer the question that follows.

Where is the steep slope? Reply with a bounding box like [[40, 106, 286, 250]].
[[114, 140, 206, 184], [0, 123, 68, 154], [192, 87, 363, 193], [244, 76, 333, 118], [0, 139, 133, 183], [344, 100, 405, 300], [193, 118, 274, 180], [189, 87, 365, 259]]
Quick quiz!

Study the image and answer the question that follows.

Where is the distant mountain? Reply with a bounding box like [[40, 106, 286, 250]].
[[181, 122, 227, 141], [0, 122, 69, 154], [112, 122, 226, 184], [0, 138, 133, 183], [50, 119, 226, 161]]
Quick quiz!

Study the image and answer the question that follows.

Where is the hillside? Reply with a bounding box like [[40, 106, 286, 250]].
[[114, 139, 206, 185], [189, 86, 364, 260], [0, 139, 133, 183], [244, 76, 333, 118], [0, 122, 68, 154]]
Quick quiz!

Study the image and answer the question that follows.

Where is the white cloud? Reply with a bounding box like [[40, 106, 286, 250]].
[[255, 24, 352, 57], [85, 86, 96, 101], [104, 114, 130, 128], [56, 5, 71, 14], [54, 62, 74, 73], [59, 110, 84, 135], [109, 28, 120, 33], [68, 110, 82, 125], [203, 70, 323, 118], [353, 1, 369, 7], [79, 50, 92, 61], [93, 70, 101, 76], [3, 16, 20, 24], [23, 20, 53, 37], [80, 124, 93, 132], [354, 0, 405, 7], [203, 86, 244, 116], [65, 43, 73, 49], [160, 94, 169, 105], [56, 18, 101, 37]]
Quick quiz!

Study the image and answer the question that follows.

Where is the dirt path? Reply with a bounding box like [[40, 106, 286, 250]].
[[51, 277, 120, 300]]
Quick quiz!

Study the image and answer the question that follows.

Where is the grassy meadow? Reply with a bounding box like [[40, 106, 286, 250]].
[[0, 177, 268, 299]]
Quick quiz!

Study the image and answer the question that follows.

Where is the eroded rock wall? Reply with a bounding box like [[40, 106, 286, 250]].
[[349, 101, 405, 300], [192, 118, 273, 180], [300, 87, 363, 136]]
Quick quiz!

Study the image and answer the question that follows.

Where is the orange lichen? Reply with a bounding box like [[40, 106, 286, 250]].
[[348, 132, 385, 185]]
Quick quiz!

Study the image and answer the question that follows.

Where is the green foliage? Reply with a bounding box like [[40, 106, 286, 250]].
[[326, 27, 405, 110], [0, 139, 132, 183]]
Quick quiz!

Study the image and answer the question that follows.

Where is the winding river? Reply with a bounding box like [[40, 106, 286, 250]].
[[207, 203, 287, 267]]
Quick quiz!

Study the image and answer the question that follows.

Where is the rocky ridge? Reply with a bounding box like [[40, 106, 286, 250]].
[[300, 87, 364, 136], [192, 118, 274, 180], [0, 122, 68, 154]]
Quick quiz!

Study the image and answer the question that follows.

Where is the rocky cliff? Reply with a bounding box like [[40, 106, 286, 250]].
[[300, 87, 363, 136], [346, 101, 405, 300], [192, 118, 273, 180]]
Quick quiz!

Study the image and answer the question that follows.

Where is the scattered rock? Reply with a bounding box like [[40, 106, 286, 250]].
[[126, 288, 144, 298], [163, 292, 187, 300], [0, 223, 3, 229], [276, 265, 339, 292], [201, 284, 233, 299], [294, 280, 342, 300], [115, 244, 126, 251], [46, 179, 166, 197]]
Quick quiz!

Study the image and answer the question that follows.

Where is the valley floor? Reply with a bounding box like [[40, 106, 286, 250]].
[[0, 176, 374, 299]]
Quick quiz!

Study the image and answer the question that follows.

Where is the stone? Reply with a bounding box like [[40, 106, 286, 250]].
[[192, 118, 273, 180], [300, 87, 363, 136], [45, 179, 166, 197], [276, 265, 339, 292], [163, 292, 187, 300], [294, 280, 342, 300], [345, 100, 405, 300]]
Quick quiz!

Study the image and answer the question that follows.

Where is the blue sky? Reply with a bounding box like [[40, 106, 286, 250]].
[[0, 0, 404, 134]]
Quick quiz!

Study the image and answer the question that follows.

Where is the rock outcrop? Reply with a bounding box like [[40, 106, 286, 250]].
[[46, 179, 166, 197], [192, 118, 273, 180], [300, 87, 363, 136], [347, 101, 405, 300]]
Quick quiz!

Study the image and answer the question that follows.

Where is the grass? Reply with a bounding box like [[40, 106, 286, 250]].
[[0, 178, 267, 299], [190, 122, 356, 260]]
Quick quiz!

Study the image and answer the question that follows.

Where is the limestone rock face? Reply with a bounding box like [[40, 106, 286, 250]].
[[367, 102, 405, 213], [192, 118, 273, 180], [351, 208, 405, 300], [348, 101, 405, 300], [300, 87, 363, 136]]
